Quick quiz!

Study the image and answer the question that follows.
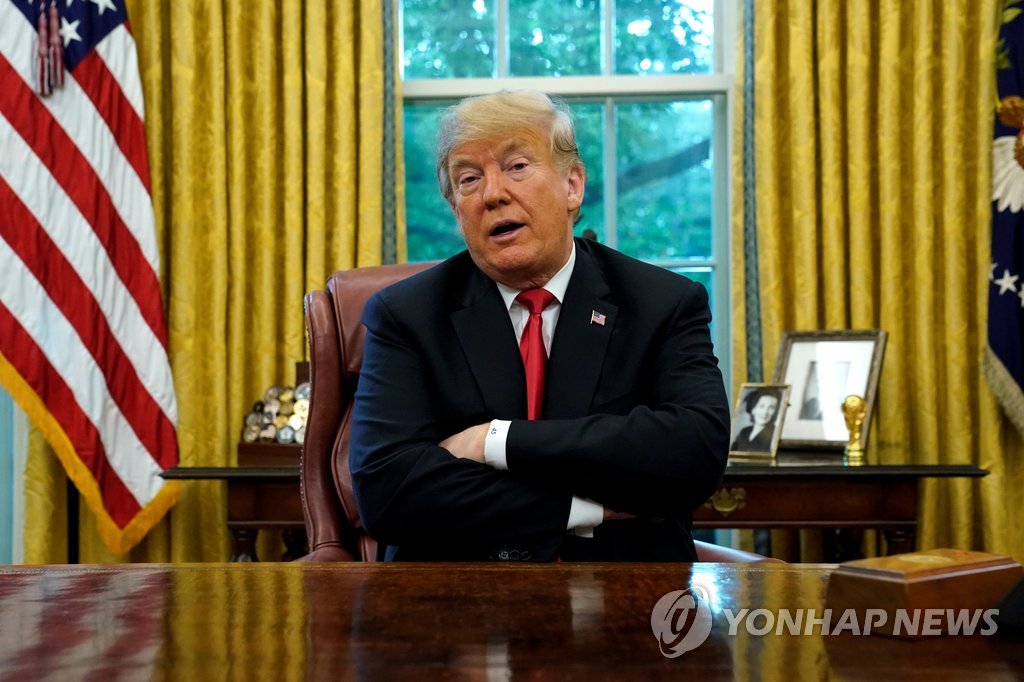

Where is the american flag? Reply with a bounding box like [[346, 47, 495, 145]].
[[0, 0, 179, 554], [590, 310, 606, 326]]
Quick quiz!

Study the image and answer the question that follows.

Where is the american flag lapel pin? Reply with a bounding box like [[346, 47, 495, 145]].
[[590, 310, 606, 326]]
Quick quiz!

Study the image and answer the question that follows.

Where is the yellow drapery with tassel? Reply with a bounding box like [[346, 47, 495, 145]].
[[732, 0, 1024, 560], [22, 1, 404, 563]]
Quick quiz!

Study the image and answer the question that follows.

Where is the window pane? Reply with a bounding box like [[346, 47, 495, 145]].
[[615, 0, 714, 75], [403, 0, 495, 78], [509, 1, 602, 77], [615, 99, 713, 260], [569, 102, 606, 241], [404, 102, 465, 261], [669, 267, 715, 336]]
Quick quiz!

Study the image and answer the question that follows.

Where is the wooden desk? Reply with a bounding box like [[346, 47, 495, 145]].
[[0, 563, 1018, 679], [163, 453, 987, 562]]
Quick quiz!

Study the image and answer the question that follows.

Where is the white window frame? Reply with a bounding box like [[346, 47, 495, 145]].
[[400, 1, 736, 391]]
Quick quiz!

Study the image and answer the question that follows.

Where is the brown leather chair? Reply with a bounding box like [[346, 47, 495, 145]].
[[298, 262, 777, 564]]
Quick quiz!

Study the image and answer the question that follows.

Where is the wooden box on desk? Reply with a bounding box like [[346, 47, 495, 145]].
[[825, 549, 1022, 638]]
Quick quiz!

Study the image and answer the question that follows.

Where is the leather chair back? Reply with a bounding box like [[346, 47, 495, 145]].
[[300, 262, 436, 562], [298, 261, 778, 564]]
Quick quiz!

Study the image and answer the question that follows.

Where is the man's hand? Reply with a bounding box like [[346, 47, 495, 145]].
[[439, 423, 489, 463]]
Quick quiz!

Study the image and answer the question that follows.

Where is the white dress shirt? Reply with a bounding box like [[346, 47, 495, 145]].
[[480, 245, 604, 536]]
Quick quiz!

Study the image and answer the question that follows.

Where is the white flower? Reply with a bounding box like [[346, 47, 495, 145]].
[[992, 135, 1024, 212]]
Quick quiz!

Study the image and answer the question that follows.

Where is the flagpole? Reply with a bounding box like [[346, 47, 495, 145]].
[[67, 477, 78, 563]]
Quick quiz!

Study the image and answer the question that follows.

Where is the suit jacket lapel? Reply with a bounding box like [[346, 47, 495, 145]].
[[546, 246, 617, 419], [449, 267, 527, 419]]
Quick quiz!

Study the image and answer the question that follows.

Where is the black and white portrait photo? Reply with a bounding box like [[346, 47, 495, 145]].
[[729, 384, 791, 460]]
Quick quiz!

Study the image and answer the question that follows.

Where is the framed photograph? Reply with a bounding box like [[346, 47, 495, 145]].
[[772, 330, 887, 450], [728, 383, 792, 461]]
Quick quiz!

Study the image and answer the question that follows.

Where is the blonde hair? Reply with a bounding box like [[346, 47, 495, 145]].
[[435, 90, 585, 210]]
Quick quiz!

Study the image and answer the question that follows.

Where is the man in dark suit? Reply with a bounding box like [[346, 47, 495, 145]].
[[350, 90, 729, 562]]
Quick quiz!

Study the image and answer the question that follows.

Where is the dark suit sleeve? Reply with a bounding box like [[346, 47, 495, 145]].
[[349, 292, 571, 553], [505, 281, 730, 517]]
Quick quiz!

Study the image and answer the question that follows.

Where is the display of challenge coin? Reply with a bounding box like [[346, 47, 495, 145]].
[[241, 381, 310, 444]]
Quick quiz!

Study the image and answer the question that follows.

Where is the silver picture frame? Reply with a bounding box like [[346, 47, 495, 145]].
[[772, 329, 887, 450]]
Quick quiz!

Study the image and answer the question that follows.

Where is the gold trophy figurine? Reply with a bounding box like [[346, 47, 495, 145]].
[[841, 395, 867, 466]]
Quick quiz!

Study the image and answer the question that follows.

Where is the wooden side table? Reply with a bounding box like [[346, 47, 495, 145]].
[[695, 452, 987, 558], [163, 451, 987, 562], [162, 464, 304, 562]]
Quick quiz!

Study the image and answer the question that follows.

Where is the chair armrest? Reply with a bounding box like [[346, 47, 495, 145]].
[[297, 545, 356, 562]]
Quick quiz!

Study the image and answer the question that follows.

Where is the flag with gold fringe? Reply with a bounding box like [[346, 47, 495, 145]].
[[0, 0, 178, 554]]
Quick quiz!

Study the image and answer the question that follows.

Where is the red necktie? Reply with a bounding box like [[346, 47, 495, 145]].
[[516, 288, 555, 420]]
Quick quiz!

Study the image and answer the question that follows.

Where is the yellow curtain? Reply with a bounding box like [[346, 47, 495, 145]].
[[22, 1, 404, 563], [732, 0, 1024, 560]]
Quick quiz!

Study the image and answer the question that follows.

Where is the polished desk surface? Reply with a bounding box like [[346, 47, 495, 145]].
[[0, 563, 1019, 680]]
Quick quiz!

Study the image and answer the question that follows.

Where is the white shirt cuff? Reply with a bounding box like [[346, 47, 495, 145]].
[[567, 497, 604, 538], [483, 419, 511, 470]]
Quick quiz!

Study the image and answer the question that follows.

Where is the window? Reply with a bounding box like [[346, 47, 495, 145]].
[[400, 0, 733, 385], [0, 386, 27, 564]]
